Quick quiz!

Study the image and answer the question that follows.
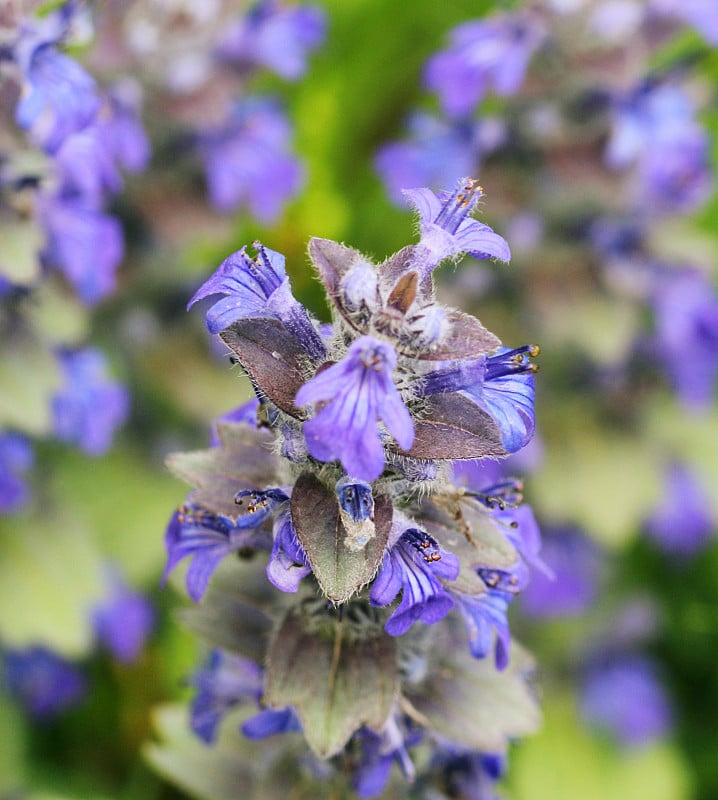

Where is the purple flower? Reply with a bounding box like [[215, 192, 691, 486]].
[[51, 347, 129, 455], [0, 432, 33, 514], [580, 656, 673, 746], [15, 40, 99, 154], [3, 645, 86, 720], [352, 714, 418, 798], [606, 83, 712, 213], [216, 1, 326, 80], [163, 498, 278, 602], [53, 125, 124, 204], [188, 241, 325, 358], [521, 527, 602, 618], [40, 193, 124, 305], [92, 567, 154, 664], [424, 13, 543, 118], [241, 706, 302, 739], [190, 649, 263, 743], [197, 99, 303, 223], [650, 268, 718, 408], [418, 345, 537, 453], [99, 80, 151, 175], [375, 113, 505, 205], [453, 589, 513, 670], [645, 463, 714, 557], [652, 0, 718, 44], [404, 179, 511, 279], [370, 524, 459, 636], [296, 336, 414, 482], [266, 506, 311, 593], [335, 476, 375, 522]]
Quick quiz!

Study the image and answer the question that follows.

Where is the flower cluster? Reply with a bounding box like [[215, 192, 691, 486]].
[[163, 177, 543, 796]]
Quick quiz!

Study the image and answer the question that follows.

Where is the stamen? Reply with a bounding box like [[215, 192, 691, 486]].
[[402, 528, 443, 563], [433, 178, 484, 235]]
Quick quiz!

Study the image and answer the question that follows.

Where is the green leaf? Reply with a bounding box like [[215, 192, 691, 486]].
[[407, 637, 541, 753], [291, 472, 391, 603], [264, 607, 398, 758], [0, 215, 43, 284], [166, 423, 279, 520], [0, 335, 62, 435], [0, 512, 104, 656]]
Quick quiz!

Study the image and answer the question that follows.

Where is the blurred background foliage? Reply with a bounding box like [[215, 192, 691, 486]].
[[2, 0, 718, 798]]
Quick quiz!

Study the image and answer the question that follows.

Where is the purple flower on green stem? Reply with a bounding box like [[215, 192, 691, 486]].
[[404, 179, 511, 278], [353, 714, 418, 798], [370, 524, 459, 636], [52, 347, 129, 455], [296, 336, 413, 482]]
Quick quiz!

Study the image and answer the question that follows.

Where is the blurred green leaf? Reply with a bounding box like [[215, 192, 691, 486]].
[[0, 216, 43, 284], [0, 512, 103, 656], [0, 335, 62, 435], [510, 694, 692, 800]]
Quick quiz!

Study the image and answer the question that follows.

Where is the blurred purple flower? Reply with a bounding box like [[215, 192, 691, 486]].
[[92, 567, 154, 664], [52, 347, 129, 455], [40, 193, 124, 305], [53, 126, 124, 203], [580, 656, 673, 746], [645, 463, 714, 557], [15, 37, 99, 154], [376, 113, 505, 204], [0, 432, 33, 514], [99, 81, 151, 174], [606, 83, 712, 213], [650, 268, 718, 408], [521, 527, 602, 618], [242, 706, 302, 739], [424, 12, 544, 118], [197, 99, 303, 223], [3, 645, 86, 720], [370, 524, 459, 636], [652, 0, 718, 44], [296, 336, 413, 482], [190, 649, 263, 743], [353, 714, 418, 798], [216, 1, 325, 80]]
